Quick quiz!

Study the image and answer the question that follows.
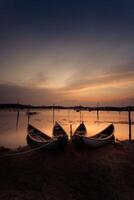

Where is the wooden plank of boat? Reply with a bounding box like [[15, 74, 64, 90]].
[[72, 122, 87, 146], [74, 122, 87, 136], [52, 121, 68, 147], [27, 124, 58, 150], [82, 124, 115, 148]]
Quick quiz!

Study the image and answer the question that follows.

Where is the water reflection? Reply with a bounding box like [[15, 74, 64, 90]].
[[0, 110, 133, 148]]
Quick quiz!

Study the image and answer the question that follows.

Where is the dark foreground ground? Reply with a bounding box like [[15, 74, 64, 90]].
[[0, 141, 134, 200]]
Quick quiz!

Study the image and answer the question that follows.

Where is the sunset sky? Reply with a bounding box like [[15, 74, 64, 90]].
[[0, 0, 134, 106]]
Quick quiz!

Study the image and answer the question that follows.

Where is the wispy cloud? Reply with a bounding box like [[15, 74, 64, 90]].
[[64, 69, 134, 92], [0, 72, 133, 106], [0, 82, 65, 104]]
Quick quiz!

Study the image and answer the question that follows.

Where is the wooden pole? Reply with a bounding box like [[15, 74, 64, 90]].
[[97, 102, 99, 121], [27, 105, 30, 125], [128, 107, 132, 141], [97, 110, 99, 121], [27, 113, 30, 125], [80, 110, 82, 123], [81, 112, 84, 122], [52, 104, 55, 125], [16, 108, 20, 130], [70, 124, 72, 139], [16, 99, 20, 130]]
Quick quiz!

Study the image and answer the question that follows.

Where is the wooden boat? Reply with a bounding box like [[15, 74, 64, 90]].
[[72, 122, 87, 146], [52, 121, 68, 147], [27, 124, 58, 150], [82, 124, 115, 148]]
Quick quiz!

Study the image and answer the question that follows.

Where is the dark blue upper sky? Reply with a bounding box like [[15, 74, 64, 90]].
[[0, 0, 134, 105], [1, 0, 134, 43]]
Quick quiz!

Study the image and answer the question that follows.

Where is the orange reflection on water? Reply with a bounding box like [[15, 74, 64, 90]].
[[0, 110, 133, 148]]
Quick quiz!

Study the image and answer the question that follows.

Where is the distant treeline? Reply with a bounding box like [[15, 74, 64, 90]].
[[0, 103, 134, 112]]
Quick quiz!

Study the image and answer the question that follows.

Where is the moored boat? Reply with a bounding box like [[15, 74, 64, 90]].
[[82, 124, 115, 148], [72, 122, 87, 146], [52, 121, 68, 147], [27, 124, 58, 150]]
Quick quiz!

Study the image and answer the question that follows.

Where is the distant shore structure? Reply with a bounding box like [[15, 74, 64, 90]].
[[0, 103, 133, 112]]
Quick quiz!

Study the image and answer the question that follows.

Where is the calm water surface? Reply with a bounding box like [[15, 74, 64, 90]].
[[0, 110, 134, 149]]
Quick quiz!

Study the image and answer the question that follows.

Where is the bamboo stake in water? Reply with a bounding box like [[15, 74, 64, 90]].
[[128, 107, 132, 141], [80, 110, 82, 123], [27, 113, 30, 125], [70, 124, 72, 139], [16, 100, 20, 130], [97, 102, 99, 121], [52, 104, 55, 126], [16, 108, 20, 130], [81, 112, 84, 122]]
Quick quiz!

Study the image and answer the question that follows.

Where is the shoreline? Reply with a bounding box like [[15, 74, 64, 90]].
[[0, 141, 134, 199], [0, 103, 134, 112], [0, 139, 133, 153]]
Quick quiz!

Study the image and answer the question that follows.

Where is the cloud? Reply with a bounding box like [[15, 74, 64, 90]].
[[0, 82, 66, 104], [0, 75, 133, 106], [0, 46, 134, 106], [65, 68, 134, 92]]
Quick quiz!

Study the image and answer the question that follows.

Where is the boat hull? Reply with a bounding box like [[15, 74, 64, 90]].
[[27, 124, 59, 150], [72, 122, 87, 147], [53, 122, 68, 148], [82, 135, 115, 148], [26, 135, 59, 150], [72, 134, 84, 146], [82, 124, 115, 148]]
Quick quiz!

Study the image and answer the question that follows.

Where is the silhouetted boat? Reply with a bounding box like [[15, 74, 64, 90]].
[[52, 121, 68, 147], [27, 124, 58, 150], [82, 124, 115, 148], [72, 122, 87, 146]]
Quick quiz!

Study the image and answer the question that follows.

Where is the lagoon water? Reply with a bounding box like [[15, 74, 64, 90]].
[[0, 109, 134, 149]]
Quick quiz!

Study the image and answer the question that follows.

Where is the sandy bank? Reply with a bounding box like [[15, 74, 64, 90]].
[[0, 141, 134, 200]]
